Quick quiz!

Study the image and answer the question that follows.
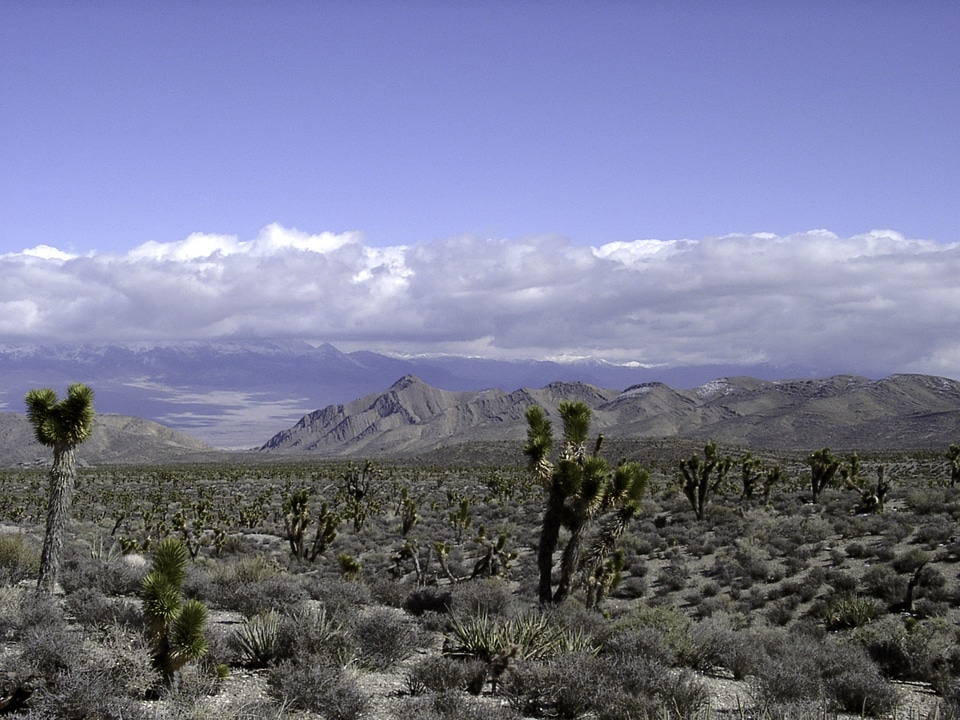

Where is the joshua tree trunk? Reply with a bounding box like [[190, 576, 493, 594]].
[[37, 442, 78, 593], [537, 492, 564, 605], [553, 515, 587, 604]]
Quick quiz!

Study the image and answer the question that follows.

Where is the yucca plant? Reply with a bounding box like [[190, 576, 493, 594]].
[[141, 537, 208, 686], [233, 610, 282, 668], [445, 610, 596, 663]]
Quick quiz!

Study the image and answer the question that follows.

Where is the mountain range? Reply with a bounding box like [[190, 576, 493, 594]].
[[0, 412, 213, 466], [0, 341, 816, 449], [261, 373, 960, 458]]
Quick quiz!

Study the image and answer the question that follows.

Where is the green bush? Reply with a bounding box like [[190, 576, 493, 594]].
[[821, 593, 882, 631]]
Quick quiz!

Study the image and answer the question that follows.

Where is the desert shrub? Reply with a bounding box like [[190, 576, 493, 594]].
[[765, 599, 795, 626], [845, 541, 868, 558], [656, 561, 689, 592], [369, 575, 409, 608], [353, 606, 426, 670], [658, 669, 711, 717], [64, 586, 142, 630], [155, 663, 224, 717], [503, 651, 605, 718], [781, 553, 809, 577], [613, 575, 646, 599], [450, 577, 515, 617], [0, 588, 22, 643], [18, 614, 83, 681], [202, 555, 275, 607], [688, 615, 756, 679], [405, 654, 483, 696], [941, 682, 960, 720], [905, 487, 949, 515], [750, 629, 898, 715], [861, 563, 906, 603], [855, 615, 960, 684], [733, 541, 774, 581], [617, 603, 692, 666], [393, 690, 522, 720], [302, 575, 372, 614], [25, 626, 158, 720], [780, 513, 833, 546], [750, 641, 825, 707], [599, 626, 677, 668], [266, 658, 367, 720], [25, 665, 137, 720], [917, 565, 949, 600], [820, 641, 900, 715], [404, 587, 452, 616], [824, 568, 858, 594], [892, 547, 932, 574], [224, 577, 309, 617], [912, 516, 954, 549], [61, 553, 147, 597], [272, 603, 352, 666], [0, 533, 40, 585]]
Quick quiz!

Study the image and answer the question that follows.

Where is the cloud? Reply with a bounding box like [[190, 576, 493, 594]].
[[1, 225, 958, 379]]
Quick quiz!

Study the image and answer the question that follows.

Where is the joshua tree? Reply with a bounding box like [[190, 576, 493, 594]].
[[947, 444, 960, 487], [808, 447, 841, 503], [739, 451, 764, 502], [141, 537, 208, 687], [24, 383, 95, 593], [679, 441, 733, 520], [524, 401, 648, 605]]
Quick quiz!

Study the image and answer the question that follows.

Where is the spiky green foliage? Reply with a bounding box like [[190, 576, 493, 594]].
[[283, 486, 312, 560], [310, 501, 342, 560], [141, 537, 208, 686], [25, 383, 95, 593], [446, 610, 596, 663], [808, 447, 842, 503], [679, 441, 733, 521], [947, 444, 960, 487], [525, 401, 649, 604], [24, 383, 96, 447], [234, 610, 282, 668]]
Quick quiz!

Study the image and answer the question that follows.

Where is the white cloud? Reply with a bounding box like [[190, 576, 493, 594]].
[[1, 226, 958, 379]]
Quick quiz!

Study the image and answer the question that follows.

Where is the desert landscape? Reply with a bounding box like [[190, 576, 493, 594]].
[[2, 374, 960, 719]]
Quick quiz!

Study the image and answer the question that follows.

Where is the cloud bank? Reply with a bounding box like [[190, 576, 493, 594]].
[[2, 225, 958, 379]]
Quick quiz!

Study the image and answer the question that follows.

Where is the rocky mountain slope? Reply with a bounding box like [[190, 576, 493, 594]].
[[0, 413, 215, 466], [0, 341, 815, 448], [261, 373, 960, 456]]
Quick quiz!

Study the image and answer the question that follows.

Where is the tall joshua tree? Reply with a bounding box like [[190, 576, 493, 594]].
[[679, 441, 733, 520], [947, 445, 960, 487], [24, 383, 95, 593], [524, 401, 648, 605], [808, 447, 841, 504]]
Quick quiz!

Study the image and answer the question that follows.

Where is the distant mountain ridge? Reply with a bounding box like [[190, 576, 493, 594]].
[[0, 341, 819, 448], [261, 373, 960, 456], [0, 413, 214, 466]]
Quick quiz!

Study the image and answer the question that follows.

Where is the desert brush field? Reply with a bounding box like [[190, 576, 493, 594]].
[[2, 437, 960, 719]]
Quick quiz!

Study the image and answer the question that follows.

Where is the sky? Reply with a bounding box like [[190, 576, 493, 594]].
[[1, 1, 959, 380]]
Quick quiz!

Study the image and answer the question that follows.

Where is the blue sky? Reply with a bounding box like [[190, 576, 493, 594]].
[[1, 1, 959, 379]]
